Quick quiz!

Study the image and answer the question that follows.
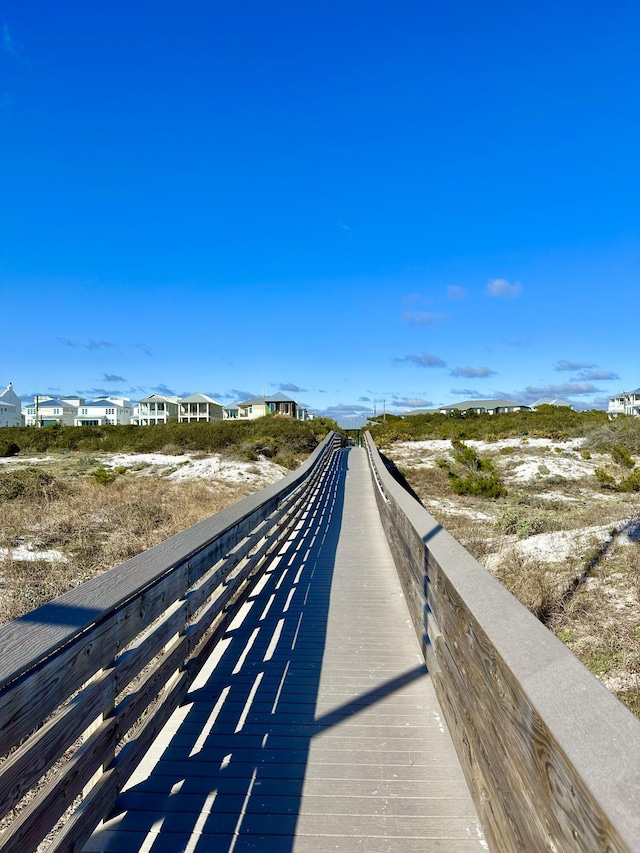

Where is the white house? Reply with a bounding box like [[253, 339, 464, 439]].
[[0, 382, 22, 427], [135, 394, 180, 425], [178, 393, 223, 423], [74, 398, 133, 426], [23, 397, 77, 427], [608, 389, 640, 417], [223, 402, 240, 419]]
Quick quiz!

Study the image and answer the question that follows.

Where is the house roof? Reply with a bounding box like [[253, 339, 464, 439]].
[[179, 393, 223, 405], [139, 394, 179, 403], [237, 397, 265, 407], [264, 392, 297, 403], [83, 400, 126, 409], [24, 397, 73, 409], [238, 393, 298, 407], [440, 399, 529, 411], [531, 398, 572, 408], [609, 388, 640, 398]]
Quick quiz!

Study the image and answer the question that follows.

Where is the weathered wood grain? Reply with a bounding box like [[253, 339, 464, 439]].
[[364, 431, 640, 853], [0, 431, 339, 852]]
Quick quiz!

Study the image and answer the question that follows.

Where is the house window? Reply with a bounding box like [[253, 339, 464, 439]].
[[54, 408, 60, 415]]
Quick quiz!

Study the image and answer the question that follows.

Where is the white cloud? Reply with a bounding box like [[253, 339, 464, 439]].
[[450, 366, 496, 379], [574, 370, 620, 381], [393, 352, 447, 368], [487, 278, 522, 298], [555, 359, 595, 371], [402, 311, 449, 326], [393, 397, 433, 409], [447, 286, 466, 301]]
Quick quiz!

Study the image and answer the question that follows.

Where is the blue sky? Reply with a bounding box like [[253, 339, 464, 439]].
[[1, 1, 638, 417]]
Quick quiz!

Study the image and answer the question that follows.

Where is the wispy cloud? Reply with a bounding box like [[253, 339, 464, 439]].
[[487, 278, 522, 298], [504, 339, 530, 347], [450, 366, 496, 379], [393, 352, 447, 368], [278, 383, 307, 393], [450, 389, 486, 399], [86, 340, 116, 350], [402, 311, 449, 326], [136, 344, 153, 357], [58, 337, 79, 347], [393, 397, 433, 409], [2, 22, 25, 63], [103, 373, 126, 382], [574, 369, 620, 381], [358, 396, 371, 402], [555, 359, 596, 371], [447, 286, 466, 301], [317, 403, 371, 418], [335, 222, 352, 235], [229, 388, 257, 401], [518, 383, 601, 402], [152, 384, 177, 396]]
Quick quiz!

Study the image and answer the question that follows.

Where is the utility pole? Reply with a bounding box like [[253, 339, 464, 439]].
[[35, 395, 39, 427], [383, 399, 386, 422]]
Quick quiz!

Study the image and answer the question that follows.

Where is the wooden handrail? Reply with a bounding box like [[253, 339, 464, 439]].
[[0, 432, 340, 852], [364, 431, 640, 853]]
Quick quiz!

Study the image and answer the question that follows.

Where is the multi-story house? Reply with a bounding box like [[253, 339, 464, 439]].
[[23, 397, 78, 426], [0, 382, 22, 427], [608, 389, 640, 417], [74, 397, 133, 426], [134, 394, 180, 425], [178, 394, 223, 423]]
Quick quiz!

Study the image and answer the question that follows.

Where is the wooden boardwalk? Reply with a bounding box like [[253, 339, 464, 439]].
[[84, 448, 485, 852]]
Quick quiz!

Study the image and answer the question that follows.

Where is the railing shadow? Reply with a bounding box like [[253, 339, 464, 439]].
[[85, 448, 427, 852]]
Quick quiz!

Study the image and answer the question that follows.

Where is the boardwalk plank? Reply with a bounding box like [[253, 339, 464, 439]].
[[84, 448, 483, 852]]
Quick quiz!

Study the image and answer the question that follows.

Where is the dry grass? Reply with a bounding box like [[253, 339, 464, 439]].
[[386, 438, 640, 716], [0, 460, 265, 625]]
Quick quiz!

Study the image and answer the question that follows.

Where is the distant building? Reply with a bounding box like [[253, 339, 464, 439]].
[[237, 393, 300, 420], [223, 402, 240, 419], [0, 382, 22, 427], [530, 398, 573, 410], [74, 398, 133, 426], [135, 394, 180, 425], [178, 393, 224, 423], [434, 399, 531, 415], [608, 389, 640, 417], [23, 397, 77, 426]]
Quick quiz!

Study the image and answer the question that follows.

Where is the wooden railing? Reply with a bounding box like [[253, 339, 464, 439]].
[[364, 431, 640, 853], [0, 432, 340, 853]]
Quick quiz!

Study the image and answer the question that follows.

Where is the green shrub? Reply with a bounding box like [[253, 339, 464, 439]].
[[611, 445, 635, 468], [595, 468, 616, 488], [449, 472, 507, 498], [618, 469, 640, 492], [495, 507, 546, 538], [91, 465, 118, 485], [0, 468, 64, 502], [0, 440, 20, 457], [580, 449, 591, 460]]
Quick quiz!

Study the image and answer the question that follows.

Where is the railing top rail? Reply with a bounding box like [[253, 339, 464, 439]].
[[0, 431, 337, 691], [364, 431, 640, 851]]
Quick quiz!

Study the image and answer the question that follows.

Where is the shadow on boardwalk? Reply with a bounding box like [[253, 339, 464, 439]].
[[86, 449, 425, 853]]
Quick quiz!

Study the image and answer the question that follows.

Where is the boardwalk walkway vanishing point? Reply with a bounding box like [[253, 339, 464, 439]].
[[84, 447, 485, 852]]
